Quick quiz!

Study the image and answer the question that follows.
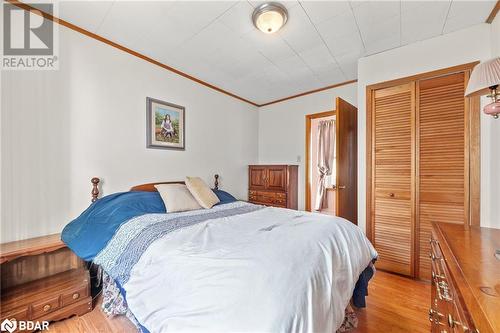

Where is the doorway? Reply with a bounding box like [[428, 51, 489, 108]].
[[305, 97, 358, 224], [306, 111, 337, 215]]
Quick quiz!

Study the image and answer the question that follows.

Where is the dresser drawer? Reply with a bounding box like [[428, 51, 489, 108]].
[[1, 306, 29, 324], [31, 296, 60, 319], [1, 268, 92, 329], [249, 190, 287, 207], [249, 190, 286, 199], [61, 284, 88, 307]]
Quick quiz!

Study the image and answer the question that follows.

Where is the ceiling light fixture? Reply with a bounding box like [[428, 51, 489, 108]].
[[252, 2, 288, 34]]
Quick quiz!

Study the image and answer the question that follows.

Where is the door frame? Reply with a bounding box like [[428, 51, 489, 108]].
[[305, 110, 336, 212], [365, 61, 481, 272]]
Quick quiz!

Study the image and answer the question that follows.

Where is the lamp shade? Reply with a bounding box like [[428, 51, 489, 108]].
[[465, 57, 500, 97]]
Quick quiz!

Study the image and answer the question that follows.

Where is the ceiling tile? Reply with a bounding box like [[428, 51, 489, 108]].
[[443, 1, 496, 34], [323, 32, 365, 57], [298, 44, 336, 69], [96, 1, 177, 47], [279, 5, 324, 54], [178, 22, 240, 57], [364, 33, 400, 55], [447, 0, 496, 20], [401, 1, 450, 45], [58, 0, 114, 33], [351, 1, 400, 32], [165, 1, 237, 33], [360, 15, 400, 45], [314, 65, 346, 85], [340, 61, 358, 80], [274, 55, 310, 74], [300, 1, 351, 25], [316, 10, 359, 41], [242, 30, 296, 64], [218, 1, 255, 36], [351, 1, 400, 49]]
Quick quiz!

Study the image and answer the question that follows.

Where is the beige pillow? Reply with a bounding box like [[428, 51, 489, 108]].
[[154, 184, 202, 213], [185, 176, 220, 209]]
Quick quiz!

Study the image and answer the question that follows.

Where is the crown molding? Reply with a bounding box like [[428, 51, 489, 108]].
[[259, 80, 358, 107], [486, 0, 499, 23], [6, 0, 358, 108]]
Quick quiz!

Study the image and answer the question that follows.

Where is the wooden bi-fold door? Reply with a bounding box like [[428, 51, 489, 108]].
[[367, 63, 479, 280], [370, 82, 415, 276], [417, 72, 470, 280]]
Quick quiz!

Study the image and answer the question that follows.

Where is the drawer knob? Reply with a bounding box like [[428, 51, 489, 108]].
[[43, 304, 51, 312], [431, 271, 446, 280], [429, 253, 441, 260], [389, 192, 395, 197], [72, 292, 80, 300], [447, 314, 467, 330], [429, 308, 443, 323]]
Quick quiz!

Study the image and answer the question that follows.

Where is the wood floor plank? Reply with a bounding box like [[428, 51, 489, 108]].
[[48, 271, 430, 332]]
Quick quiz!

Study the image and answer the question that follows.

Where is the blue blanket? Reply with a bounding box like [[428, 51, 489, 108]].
[[61, 189, 236, 261]]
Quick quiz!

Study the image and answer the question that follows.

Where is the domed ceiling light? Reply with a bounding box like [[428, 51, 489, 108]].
[[252, 2, 288, 34]]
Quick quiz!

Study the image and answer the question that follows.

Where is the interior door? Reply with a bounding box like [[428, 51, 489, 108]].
[[335, 98, 358, 224], [249, 166, 267, 190], [267, 166, 287, 191], [371, 83, 415, 277]]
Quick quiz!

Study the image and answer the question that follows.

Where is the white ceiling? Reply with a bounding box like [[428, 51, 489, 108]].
[[55, 0, 496, 104]]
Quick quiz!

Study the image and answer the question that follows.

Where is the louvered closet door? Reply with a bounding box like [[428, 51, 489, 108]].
[[417, 73, 468, 280], [372, 83, 415, 276]]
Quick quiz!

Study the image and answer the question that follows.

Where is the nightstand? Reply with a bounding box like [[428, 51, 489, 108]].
[[0, 234, 92, 332]]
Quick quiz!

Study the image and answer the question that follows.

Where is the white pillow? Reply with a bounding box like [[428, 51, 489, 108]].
[[154, 184, 202, 213], [185, 176, 220, 209]]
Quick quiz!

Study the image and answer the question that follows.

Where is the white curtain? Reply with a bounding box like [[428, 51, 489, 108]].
[[314, 120, 335, 211]]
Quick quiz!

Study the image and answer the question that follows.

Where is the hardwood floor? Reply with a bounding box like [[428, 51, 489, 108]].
[[48, 271, 430, 333], [352, 271, 431, 333]]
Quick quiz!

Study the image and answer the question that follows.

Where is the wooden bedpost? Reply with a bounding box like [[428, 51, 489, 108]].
[[214, 174, 219, 190], [91, 177, 100, 202]]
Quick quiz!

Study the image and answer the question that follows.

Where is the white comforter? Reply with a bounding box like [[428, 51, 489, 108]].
[[122, 204, 377, 333]]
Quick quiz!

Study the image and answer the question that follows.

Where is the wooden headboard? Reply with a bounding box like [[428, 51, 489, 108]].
[[90, 174, 219, 202]]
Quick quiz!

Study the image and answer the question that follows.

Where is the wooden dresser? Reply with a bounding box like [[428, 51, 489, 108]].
[[248, 165, 298, 209], [0, 234, 92, 332], [429, 223, 500, 333]]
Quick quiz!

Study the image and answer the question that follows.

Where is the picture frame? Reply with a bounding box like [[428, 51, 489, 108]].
[[146, 97, 185, 150]]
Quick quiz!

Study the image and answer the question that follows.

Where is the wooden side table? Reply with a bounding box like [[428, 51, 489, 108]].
[[0, 234, 92, 332]]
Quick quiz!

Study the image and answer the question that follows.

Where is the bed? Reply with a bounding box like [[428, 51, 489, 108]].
[[62, 176, 377, 333]]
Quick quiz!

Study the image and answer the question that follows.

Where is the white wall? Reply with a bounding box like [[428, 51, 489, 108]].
[[258, 83, 357, 210], [358, 23, 499, 232], [1, 26, 259, 243]]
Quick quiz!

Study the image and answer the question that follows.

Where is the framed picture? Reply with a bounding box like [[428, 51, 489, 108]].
[[146, 97, 185, 150]]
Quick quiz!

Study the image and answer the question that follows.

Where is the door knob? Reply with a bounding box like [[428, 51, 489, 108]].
[[338, 185, 346, 189]]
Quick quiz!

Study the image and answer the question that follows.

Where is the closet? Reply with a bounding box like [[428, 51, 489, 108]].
[[366, 63, 480, 280]]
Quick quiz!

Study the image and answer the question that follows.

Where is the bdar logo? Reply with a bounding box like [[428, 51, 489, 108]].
[[0, 319, 17, 333]]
